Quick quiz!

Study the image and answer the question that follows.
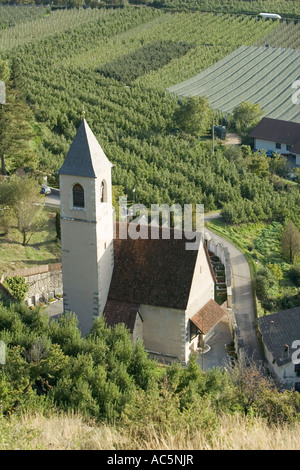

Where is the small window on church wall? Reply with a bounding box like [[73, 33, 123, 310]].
[[100, 180, 107, 203], [73, 183, 85, 208]]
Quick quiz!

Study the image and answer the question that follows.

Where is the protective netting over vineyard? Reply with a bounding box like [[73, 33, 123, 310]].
[[167, 45, 300, 123]]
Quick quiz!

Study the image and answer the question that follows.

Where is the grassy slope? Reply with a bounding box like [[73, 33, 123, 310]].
[[0, 207, 61, 276], [1, 410, 300, 450]]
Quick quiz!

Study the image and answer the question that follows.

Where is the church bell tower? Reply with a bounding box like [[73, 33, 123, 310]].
[[58, 118, 114, 335]]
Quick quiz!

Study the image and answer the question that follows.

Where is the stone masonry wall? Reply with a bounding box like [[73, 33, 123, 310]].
[[24, 270, 63, 305], [1, 264, 63, 306]]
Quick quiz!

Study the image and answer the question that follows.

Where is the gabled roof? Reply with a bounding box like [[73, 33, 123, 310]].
[[190, 299, 227, 334], [249, 117, 300, 153], [257, 307, 300, 366], [58, 119, 112, 178], [0, 81, 5, 104], [103, 299, 140, 333], [108, 223, 202, 310]]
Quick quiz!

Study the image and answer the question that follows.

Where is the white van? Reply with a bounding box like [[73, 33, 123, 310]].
[[259, 13, 282, 19]]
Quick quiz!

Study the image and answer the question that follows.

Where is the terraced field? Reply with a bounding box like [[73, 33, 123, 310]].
[[167, 45, 300, 123]]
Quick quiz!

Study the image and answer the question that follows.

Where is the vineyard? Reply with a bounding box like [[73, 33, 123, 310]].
[[167, 45, 300, 123], [155, 0, 300, 19], [1, 6, 300, 223], [0, 5, 48, 31], [0, 7, 119, 52]]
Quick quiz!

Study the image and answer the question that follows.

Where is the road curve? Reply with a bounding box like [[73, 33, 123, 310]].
[[206, 228, 263, 363]]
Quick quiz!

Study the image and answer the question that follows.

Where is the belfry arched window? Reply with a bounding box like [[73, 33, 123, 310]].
[[100, 180, 107, 203], [73, 183, 85, 208]]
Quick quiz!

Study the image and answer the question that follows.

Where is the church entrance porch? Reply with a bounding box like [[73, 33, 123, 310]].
[[189, 298, 232, 368], [196, 315, 232, 370]]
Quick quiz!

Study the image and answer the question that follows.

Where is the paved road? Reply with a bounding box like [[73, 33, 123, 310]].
[[44, 188, 60, 208], [45, 298, 63, 318], [207, 228, 263, 363]]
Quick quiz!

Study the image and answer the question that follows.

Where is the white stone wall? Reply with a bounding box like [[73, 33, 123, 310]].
[[264, 345, 300, 389], [255, 138, 300, 166], [186, 238, 215, 319], [140, 304, 186, 362], [205, 230, 232, 307], [132, 313, 144, 343], [60, 170, 114, 336]]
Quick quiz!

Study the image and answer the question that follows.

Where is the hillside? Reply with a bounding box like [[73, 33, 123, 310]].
[[3, 6, 299, 217], [1, 2, 300, 452], [152, 0, 300, 19], [0, 301, 300, 451], [1, 410, 300, 450], [167, 45, 300, 123]]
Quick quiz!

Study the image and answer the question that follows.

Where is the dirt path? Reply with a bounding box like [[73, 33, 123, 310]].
[[224, 133, 241, 145]]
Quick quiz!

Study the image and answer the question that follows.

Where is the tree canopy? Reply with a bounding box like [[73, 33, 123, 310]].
[[0, 84, 37, 176], [173, 96, 214, 136], [233, 101, 263, 134], [281, 220, 300, 263], [1, 300, 300, 431], [0, 176, 46, 245]]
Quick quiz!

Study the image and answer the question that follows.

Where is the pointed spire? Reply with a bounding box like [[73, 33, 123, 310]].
[[58, 119, 113, 178]]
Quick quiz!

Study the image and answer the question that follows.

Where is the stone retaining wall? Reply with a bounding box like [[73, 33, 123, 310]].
[[1, 263, 63, 306], [204, 229, 232, 307]]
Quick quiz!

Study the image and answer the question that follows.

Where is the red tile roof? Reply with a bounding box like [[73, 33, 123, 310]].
[[103, 299, 140, 332], [108, 222, 201, 310], [190, 299, 227, 334]]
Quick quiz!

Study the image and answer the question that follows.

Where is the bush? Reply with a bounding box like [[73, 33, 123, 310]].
[[3, 276, 28, 302], [255, 274, 270, 300], [255, 267, 276, 300], [266, 263, 283, 281], [288, 265, 300, 287]]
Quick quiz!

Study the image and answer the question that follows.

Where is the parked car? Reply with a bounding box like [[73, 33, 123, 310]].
[[288, 172, 298, 182], [40, 186, 51, 195]]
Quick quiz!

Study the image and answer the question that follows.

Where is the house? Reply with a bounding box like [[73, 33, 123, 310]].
[[249, 118, 300, 166], [257, 308, 300, 390], [0, 81, 5, 105], [58, 118, 229, 364]]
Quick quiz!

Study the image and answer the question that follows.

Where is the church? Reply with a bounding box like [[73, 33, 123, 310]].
[[58, 118, 227, 364]]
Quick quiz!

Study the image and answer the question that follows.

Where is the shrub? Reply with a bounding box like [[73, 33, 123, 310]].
[[3, 276, 28, 302], [288, 265, 300, 287], [266, 263, 283, 281], [255, 267, 276, 300], [255, 274, 270, 300]]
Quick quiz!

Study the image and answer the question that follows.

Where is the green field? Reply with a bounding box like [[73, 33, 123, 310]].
[[1, 6, 300, 222], [0, 5, 48, 31]]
